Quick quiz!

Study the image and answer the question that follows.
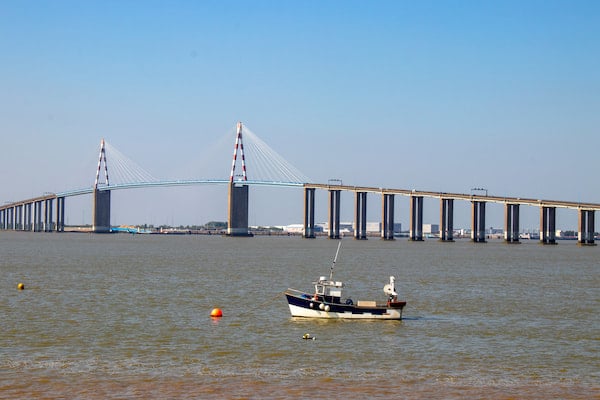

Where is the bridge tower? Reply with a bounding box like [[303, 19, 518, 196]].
[[227, 122, 252, 237], [93, 138, 111, 233]]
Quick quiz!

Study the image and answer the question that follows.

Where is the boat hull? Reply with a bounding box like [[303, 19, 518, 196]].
[[285, 291, 405, 320]]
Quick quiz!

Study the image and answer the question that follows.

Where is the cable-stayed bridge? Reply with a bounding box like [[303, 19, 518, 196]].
[[1, 122, 600, 246], [59, 124, 311, 197]]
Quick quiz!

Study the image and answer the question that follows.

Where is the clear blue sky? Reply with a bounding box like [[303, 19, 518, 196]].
[[1, 0, 598, 229]]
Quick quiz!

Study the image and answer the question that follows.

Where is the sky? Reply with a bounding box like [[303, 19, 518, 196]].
[[1, 0, 599, 230]]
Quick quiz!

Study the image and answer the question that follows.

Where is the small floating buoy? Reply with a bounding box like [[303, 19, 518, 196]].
[[210, 308, 223, 318], [17, 283, 24, 290], [302, 333, 316, 340]]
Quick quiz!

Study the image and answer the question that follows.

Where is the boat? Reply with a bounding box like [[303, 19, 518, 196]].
[[284, 243, 407, 320]]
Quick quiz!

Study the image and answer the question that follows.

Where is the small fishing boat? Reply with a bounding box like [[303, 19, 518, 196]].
[[284, 243, 406, 320]]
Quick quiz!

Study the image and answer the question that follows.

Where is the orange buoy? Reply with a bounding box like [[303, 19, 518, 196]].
[[210, 308, 223, 318], [17, 283, 25, 290]]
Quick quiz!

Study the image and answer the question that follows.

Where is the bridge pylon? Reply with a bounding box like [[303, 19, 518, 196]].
[[93, 139, 111, 233], [226, 122, 252, 237]]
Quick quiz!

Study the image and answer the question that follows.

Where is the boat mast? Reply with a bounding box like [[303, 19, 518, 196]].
[[329, 242, 342, 281]]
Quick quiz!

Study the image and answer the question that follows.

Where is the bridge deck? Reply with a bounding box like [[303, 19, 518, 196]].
[[304, 183, 600, 211], [1, 180, 599, 212]]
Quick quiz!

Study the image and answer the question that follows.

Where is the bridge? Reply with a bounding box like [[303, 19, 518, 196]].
[[1, 122, 598, 246]]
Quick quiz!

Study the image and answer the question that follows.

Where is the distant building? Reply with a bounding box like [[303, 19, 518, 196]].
[[322, 222, 353, 234], [325, 222, 402, 234], [490, 227, 503, 235], [351, 222, 383, 232], [283, 224, 323, 234], [283, 222, 402, 235], [361, 222, 402, 233], [423, 224, 439, 234]]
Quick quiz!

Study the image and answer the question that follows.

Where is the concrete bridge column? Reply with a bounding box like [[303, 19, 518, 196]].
[[439, 198, 454, 242], [3, 208, 8, 229], [15, 206, 21, 230], [14, 205, 23, 230], [328, 189, 341, 239], [504, 203, 520, 243], [0, 209, 4, 229], [7, 206, 15, 230], [20, 204, 26, 230], [33, 201, 43, 232], [578, 209, 595, 246], [56, 197, 65, 232], [303, 188, 316, 238], [381, 193, 395, 240], [93, 190, 112, 233], [6, 207, 14, 230], [44, 198, 54, 232], [227, 183, 251, 237], [409, 196, 423, 241], [24, 202, 32, 231], [11, 206, 17, 230], [539, 206, 557, 245], [471, 201, 487, 243], [14, 206, 20, 230], [354, 191, 367, 240]]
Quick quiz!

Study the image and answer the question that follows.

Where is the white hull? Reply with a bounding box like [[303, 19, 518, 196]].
[[288, 303, 402, 320]]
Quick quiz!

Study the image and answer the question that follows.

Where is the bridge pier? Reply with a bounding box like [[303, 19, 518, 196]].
[[14, 205, 21, 230], [2, 208, 10, 229], [33, 201, 43, 231], [578, 209, 595, 246], [24, 202, 32, 230], [471, 201, 487, 243], [328, 189, 341, 239], [539, 206, 557, 245], [227, 183, 252, 237], [409, 196, 423, 241], [7, 207, 14, 230], [354, 191, 367, 240], [381, 193, 395, 240], [56, 197, 65, 232], [303, 188, 316, 238], [93, 189, 111, 233], [504, 203, 520, 243], [44, 198, 54, 232], [439, 198, 454, 242], [6, 206, 14, 230]]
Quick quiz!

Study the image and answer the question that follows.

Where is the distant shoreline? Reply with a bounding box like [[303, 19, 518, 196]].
[[35, 227, 584, 241]]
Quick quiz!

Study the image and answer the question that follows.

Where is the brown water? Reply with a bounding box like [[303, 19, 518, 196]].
[[1, 233, 598, 399]]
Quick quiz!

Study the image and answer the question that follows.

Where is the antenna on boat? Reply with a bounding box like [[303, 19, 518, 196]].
[[329, 241, 342, 281]]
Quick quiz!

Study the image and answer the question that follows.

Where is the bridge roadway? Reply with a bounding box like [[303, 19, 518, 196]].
[[303, 183, 599, 246], [1, 180, 599, 245], [304, 183, 600, 210], [0, 179, 303, 233]]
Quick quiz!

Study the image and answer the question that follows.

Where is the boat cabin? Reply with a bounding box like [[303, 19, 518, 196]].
[[313, 276, 344, 304]]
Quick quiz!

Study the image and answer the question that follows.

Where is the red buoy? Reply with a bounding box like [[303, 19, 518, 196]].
[[210, 308, 223, 318]]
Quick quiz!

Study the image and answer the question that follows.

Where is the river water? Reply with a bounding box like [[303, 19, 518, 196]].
[[1, 233, 598, 399]]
